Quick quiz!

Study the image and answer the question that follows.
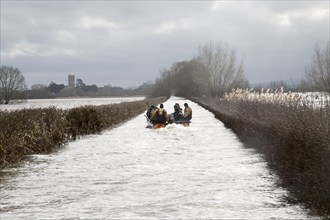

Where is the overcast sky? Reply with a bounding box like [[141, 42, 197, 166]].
[[1, 1, 329, 88]]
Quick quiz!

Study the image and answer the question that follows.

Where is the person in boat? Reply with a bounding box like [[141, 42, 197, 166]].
[[173, 103, 183, 121], [150, 103, 168, 124], [146, 105, 156, 120], [182, 103, 192, 121], [159, 103, 168, 122]]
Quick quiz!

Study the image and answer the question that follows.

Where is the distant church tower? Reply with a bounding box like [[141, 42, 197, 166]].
[[68, 74, 75, 87]]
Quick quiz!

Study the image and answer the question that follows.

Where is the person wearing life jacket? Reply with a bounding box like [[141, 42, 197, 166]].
[[150, 104, 167, 124], [182, 103, 192, 120], [159, 103, 168, 119], [146, 105, 155, 119]]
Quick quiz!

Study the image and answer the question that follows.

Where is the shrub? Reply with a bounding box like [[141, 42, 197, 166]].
[[66, 106, 103, 139], [0, 108, 68, 167], [0, 97, 167, 168]]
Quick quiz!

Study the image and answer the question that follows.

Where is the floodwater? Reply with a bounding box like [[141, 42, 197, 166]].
[[0, 96, 145, 111], [0, 97, 315, 219]]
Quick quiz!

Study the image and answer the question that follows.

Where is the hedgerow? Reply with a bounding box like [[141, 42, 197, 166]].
[[0, 97, 167, 169]]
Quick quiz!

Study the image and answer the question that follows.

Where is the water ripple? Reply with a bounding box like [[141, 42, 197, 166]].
[[0, 97, 317, 219]]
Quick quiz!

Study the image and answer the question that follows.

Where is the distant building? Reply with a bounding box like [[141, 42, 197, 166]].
[[68, 75, 75, 87]]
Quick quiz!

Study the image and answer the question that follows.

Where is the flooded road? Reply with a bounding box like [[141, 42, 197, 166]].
[[0, 97, 313, 219]]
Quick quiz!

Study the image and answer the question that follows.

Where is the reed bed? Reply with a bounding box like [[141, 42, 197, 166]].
[[191, 89, 330, 217], [0, 97, 166, 169], [224, 88, 329, 109]]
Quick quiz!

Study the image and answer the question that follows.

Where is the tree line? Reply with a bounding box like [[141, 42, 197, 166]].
[[28, 82, 152, 99], [149, 40, 330, 98], [1, 40, 329, 104], [0, 73, 152, 103], [150, 41, 247, 98]]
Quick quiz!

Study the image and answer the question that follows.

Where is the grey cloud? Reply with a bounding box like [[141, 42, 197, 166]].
[[1, 1, 329, 88]]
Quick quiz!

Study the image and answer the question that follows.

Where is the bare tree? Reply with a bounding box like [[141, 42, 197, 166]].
[[305, 42, 330, 94], [197, 41, 245, 97], [0, 65, 26, 104]]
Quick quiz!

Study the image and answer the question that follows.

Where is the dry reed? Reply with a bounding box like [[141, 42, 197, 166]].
[[192, 89, 329, 217]]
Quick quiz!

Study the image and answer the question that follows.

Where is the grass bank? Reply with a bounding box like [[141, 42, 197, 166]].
[[0, 97, 167, 169], [191, 95, 330, 218]]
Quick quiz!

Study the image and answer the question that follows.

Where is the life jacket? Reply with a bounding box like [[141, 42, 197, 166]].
[[150, 108, 159, 119], [184, 106, 192, 120], [159, 108, 168, 119], [151, 108, 167, 124]]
